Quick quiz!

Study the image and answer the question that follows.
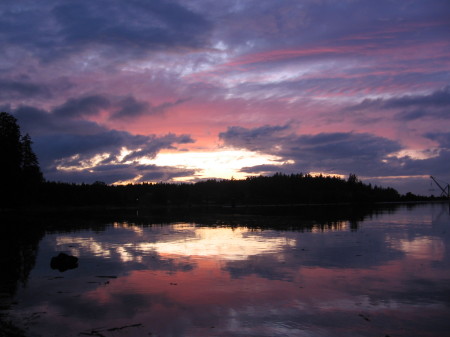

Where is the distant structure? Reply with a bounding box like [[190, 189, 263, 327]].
[[430, 176, 450, 198]]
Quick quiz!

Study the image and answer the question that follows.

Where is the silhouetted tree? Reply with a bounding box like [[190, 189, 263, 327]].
[[1, 112, 23, 206], [0, 112, 43, 207], [0, 111, 411, 208], [21, 133, 44, 185], [347, 173, 359, 184]]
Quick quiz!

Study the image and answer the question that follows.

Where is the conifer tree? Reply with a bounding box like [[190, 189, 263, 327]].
[[0, 112, 43, 207], [0, 112, 22, 180], [21, 133, 44, 186]]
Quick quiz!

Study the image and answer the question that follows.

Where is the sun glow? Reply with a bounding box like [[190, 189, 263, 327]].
[[55, 224, 296, 263], [141, 149, 288, 181], [143, 226, 296, 260], [388, 149, 439, 160], [53, 147, 289, 184], [55, 153, 111, 172], [309, 172, 345, 179]]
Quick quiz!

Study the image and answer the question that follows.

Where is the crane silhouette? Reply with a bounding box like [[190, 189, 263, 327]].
[[430, 176, 450, 198]]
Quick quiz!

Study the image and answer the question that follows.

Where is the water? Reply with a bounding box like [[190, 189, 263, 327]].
[[4, 203, 450, 337]]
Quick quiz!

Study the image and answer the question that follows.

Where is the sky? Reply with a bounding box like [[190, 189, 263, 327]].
[[1, 0, 450, 195]]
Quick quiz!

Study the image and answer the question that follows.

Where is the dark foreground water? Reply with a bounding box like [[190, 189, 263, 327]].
[[3, 203, 450, 337]]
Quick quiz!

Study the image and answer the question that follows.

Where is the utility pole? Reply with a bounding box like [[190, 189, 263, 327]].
[[430, 176, 450, 198]]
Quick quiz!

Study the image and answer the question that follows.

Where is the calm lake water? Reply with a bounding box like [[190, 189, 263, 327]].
[[5, 203, 450, 337]]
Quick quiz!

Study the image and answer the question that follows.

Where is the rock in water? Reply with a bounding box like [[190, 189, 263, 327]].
[[50, 252, 78, 272]]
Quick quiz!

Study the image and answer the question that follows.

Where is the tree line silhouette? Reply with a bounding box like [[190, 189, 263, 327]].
[[36, 173, 405, 208], [0, 111, 433, 210], [0, 112, 43, 208]]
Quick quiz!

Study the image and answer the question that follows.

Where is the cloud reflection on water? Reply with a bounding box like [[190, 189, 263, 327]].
[[56, 224, 297, 263], [9, 204, 450, 337]]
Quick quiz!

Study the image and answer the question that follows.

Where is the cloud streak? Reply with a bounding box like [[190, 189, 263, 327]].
[[1, 0, 212, 62], [1, 0, 449, 193], [350, 87, 450, 112], [11, 99, 195, 183], [220, 125, 403, 176], [0, 80, 51, 99]]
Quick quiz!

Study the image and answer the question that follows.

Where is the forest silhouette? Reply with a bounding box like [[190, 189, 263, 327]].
[[0, 111, 433, 210], [0, 111, 438, 335], [0, 112, 43, 208]]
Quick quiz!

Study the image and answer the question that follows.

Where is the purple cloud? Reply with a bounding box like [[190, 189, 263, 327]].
[[349, 87, 450, 112], [110, 97, 189, 120], [10, 101, 195, 183], [1, 0, 449, 194], [45, 163, 196, 185], [53, 95, 111, 119], [0, 80, 51, 99], [1, 0, 212, 62], [220, 125, 402, 176]]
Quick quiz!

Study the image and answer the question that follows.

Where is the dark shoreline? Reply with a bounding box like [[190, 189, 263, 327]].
[[1, 200, 448, 233], [2, 199, 448, 215]]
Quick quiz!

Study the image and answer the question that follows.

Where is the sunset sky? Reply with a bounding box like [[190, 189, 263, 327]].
[[1, 0, 450, 194]]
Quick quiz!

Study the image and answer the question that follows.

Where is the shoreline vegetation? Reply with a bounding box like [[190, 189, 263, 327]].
[[1, 172, 444, 212], [1, 112, 448, 337], [1, 111, 446, 213]]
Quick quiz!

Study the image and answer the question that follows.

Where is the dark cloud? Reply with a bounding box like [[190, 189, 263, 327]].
[[121, 133, 194, 162], [382, 86, 450, 109], [240, 164, 293, 175], [0, 0, 212, 62], [385, 132, 450, 180], [33, 129, 194, 173], [13, 94, 181, 135], [110, 97, 189, 120], [34, 130, 139, 163], [111, 96, 150, 120], [147, 98, 190, 115], [0, 80, 50, 98], [45, 162, 196, 185], [43, 164, 137, 185], [229, 126, 450, 186], [1, 0, 448, 192], [53, 95, 111, 119], [364, 132, 450, 185], [137, 165, 197, 182], [206, 0, 450, 58], [426, 132, 450, 148], [395, 109, 428, 121], [220, 125, 402, 176], [352, 87, 450, 111], [14, 105, 107, 136], [219, 124, 291, 152], [348, 87, 450, 121], [10, 100, 196, 183]]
